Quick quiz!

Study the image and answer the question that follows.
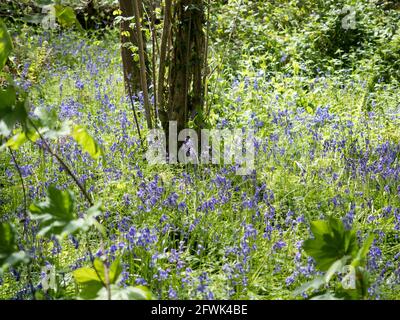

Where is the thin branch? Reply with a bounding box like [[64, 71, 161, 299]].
[[204, 0, 210, 116], [8, 147, 28, 230], [123, 67, 144, 144], [28, 120, 94, 207], [158, 0, 172, 117], [133, 0, 153, 129], [149, 1, 158, 123]]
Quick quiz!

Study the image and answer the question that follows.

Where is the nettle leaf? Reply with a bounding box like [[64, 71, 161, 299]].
[[72, 125, 103, 160], [29, 186, 102, 238], [0, 20, 13, 70], [0, 223, 29, 273], [303, 218, 359, 271]]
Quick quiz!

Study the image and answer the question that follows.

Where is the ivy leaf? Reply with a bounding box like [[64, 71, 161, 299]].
[[0, 223, 29, 273], [0, 20, 13, 70], [72, 125, 103, 160], [303, 218, 359, 271]]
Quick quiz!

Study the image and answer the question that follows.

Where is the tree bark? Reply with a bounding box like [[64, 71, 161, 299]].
[[119, 0, 142, 93], [119, 0, 152, 95], [133, 0, 153, 129], [166, 0, 206, 134]]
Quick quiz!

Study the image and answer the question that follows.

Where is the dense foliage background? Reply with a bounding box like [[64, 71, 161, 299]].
[[1, 0, 400, 300]]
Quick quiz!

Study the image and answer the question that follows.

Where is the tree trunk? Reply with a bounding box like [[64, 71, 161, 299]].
[[161, 0, 206, 134], [119, 0, 141, 93], [119, 0, 151, 94]]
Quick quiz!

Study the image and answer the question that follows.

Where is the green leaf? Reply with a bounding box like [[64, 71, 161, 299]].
[[73, 258, 124, 299], [3, 251, 29, 270], [54, 5, 83, 31], [73, 266, 104, 299], [6, 131, 28, 150], [5, 129, 39, 150], [64, 202, 103, 236], [309, 220, 330, 238], [310, 292, 343, 300], [93, 258, 107, 283], [33, 106, 58, 128], [0, 223, 16, 259], [0, 85, 16, 111], [0, 223, 29, 272], [0, 20, 12, 70], [32, 108, 72, 140], [0, 90, 28, 137], [324, 256, 349, 283], [293, 276, 325, 296], [352, 234, 374, 268], [303, 218, 359, 271], [125, 286, 153, 300], [29, 186, 75, 237], [95, 285, 153, 300], [109, 258, 123, 284], [72, 125, 103, 160], [73, 267, 101, 284], [30, 187, 102, 238]]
